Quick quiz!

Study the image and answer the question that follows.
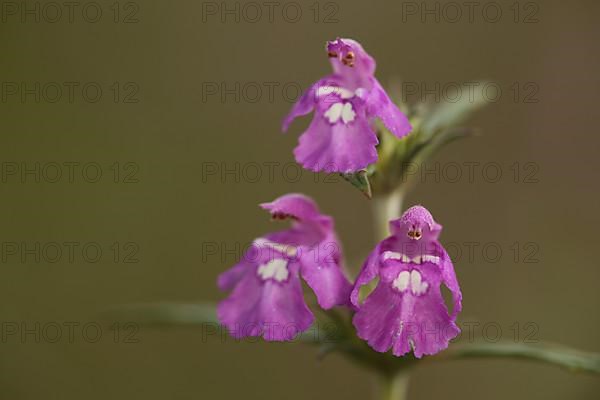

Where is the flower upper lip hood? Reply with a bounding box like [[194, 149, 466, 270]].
[[326, 38, 376, 88], [260, 193, 333, 233], [389, 205, 442, 240], [260, 193, 322, 221]]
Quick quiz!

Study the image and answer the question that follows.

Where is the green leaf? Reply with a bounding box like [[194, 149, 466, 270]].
[[341, 170, 372, 199], [104, 303, 339, 345], [431, 341, 600, 374], [420, 81, 489, 139], [105, 302, 219, 326], [416, 127, 477, 161]]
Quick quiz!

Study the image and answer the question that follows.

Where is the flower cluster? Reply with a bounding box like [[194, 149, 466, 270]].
[[217, 38, 462, 358]]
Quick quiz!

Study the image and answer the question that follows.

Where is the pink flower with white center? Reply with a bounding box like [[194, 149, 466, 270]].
[[217, 193, 352, 341], [351, 206, 462, 358], [283, 38, 412, 173]]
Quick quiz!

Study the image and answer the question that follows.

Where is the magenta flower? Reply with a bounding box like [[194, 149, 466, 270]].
[[282, 38, 412, 173], [217, 193, 352, 341], [351, 206, 462, 358]]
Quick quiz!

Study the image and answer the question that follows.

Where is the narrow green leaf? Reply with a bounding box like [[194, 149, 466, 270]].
[[417, 127, 476, 161], [105, 303, 347, 346], [431, 341, 600, 374], [106, 302, 218, 326], [420, 81, 489, 138]]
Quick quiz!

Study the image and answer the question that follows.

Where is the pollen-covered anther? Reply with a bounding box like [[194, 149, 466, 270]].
[[271, 212, 298, 221], [328, 51, 338, 58], [407, 228, 422, 240], [342, 52, 355, 67]]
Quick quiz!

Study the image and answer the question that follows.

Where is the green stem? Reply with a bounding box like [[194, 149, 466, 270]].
[[380, 372, 410, 400], [430, 341, 600, 374], [372, 188, 405, 240]]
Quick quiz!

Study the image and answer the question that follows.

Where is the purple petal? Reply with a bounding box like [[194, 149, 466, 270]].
[[217, 258, 252, 291], [350, 242, 383, 308], [282, 80, 320, 133], [353, 262, 459, 358], [386, 205, 444, 260], [390, 205, 441, 236], [260, 193, 321, 221], [299, 235, 352, 309], [260, 193, 331, 248], [397, 264, 460, 358], [294, 101, 378, 173], [438, 247, 462, 318], [352, 278, 404, 353], [366, 79, 412, 138], [217, 257, 314, 341]]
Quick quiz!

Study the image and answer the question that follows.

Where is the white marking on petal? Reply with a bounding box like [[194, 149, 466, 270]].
[[392, 271, 411, 292], [273, 262, 289, 282], [402, 254, 412, 263], [354, 88, 367, 99], [341, 102, 356, 123], [410, 270, 422, 287], [257, 258, 289, 282], [316, 86, 354, 99], [253, 238, 297, 257], [382, 251, 439, 266], [396, 321, 404, 338], [410, 270, 429, 295], [409, 339, 416, 351], [324, 103, 344, 124], [323, 101, 356, 125], [382, 251, 403, 261], [421, 254, 440, 265]]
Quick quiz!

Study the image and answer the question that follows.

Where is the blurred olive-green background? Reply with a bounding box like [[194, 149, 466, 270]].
[[1, 0, 599, 398]]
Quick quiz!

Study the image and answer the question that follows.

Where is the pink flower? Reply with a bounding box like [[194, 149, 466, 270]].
[[217, 194, 352, 341], [351, 206, 462, 357], [283, 38, 412, 173]]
